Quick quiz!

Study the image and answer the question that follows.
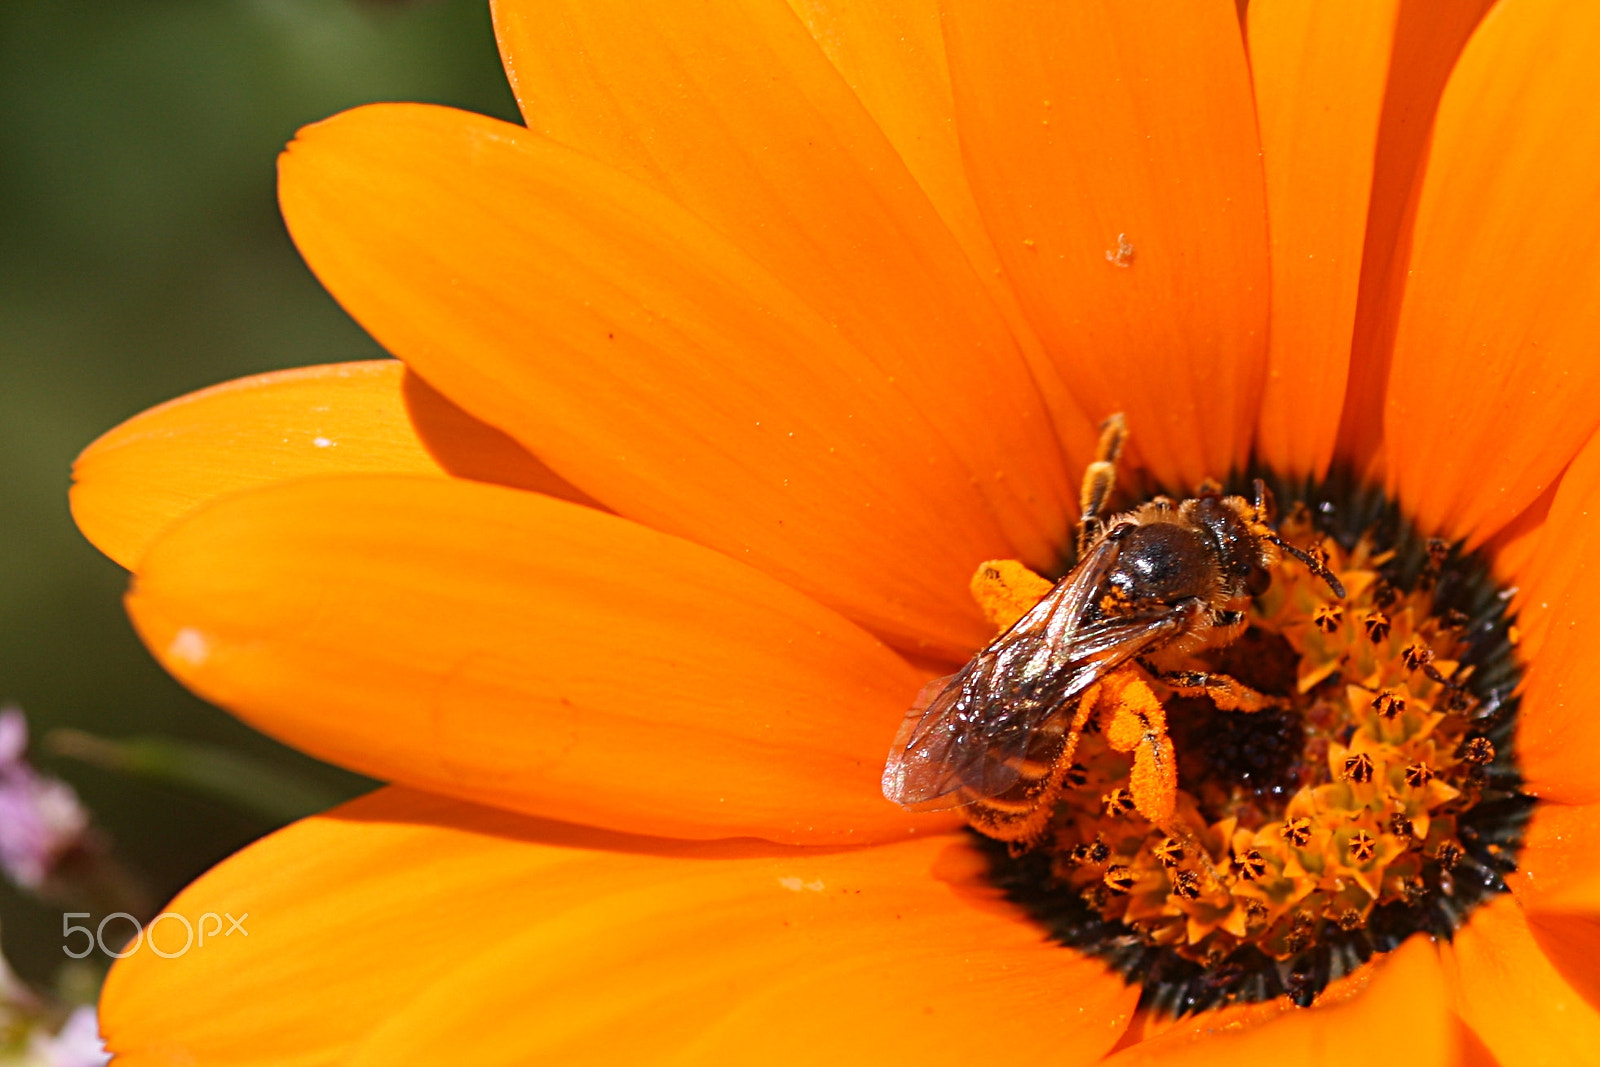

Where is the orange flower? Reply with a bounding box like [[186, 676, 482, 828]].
[[69, 1, 1600, 1063]]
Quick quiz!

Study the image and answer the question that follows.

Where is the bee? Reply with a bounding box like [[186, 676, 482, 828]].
[[881, 415, 1344, 846]]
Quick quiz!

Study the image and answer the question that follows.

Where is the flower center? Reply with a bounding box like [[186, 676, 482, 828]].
[[977, 475, 1532, 1015]]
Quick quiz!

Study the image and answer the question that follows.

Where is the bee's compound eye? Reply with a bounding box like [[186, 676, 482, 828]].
[[1245, 565, 1272, 597]]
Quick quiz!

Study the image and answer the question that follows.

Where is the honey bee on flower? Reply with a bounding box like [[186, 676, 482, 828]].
[[884, 415, 1346, 844]]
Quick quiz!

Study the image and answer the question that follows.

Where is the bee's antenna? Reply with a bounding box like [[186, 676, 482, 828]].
[[1248, 478, 1343, 598], [1263, 533, 1346, 599], [1251, 478, 1277, 524]]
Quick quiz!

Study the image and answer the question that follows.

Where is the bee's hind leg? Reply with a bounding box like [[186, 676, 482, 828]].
[[1099, 673, 1178, 825], [969, 559, 1056, 633], [962, 686, 1103, 852], [1141, 664, 1286, 713], [1099, 672, 1224, 887]]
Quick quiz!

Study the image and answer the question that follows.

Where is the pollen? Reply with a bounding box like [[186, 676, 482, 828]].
[[1371, 690, 1406, 719], [1342, 752, 1374, 783], [1103, 865, 1136, 894], [979, 476, 1531, 1016], [970, 559, 1057, 632], [1236, 848, 1267, 881]]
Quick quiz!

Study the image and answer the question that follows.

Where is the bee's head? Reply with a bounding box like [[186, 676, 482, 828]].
[[1192, 496, 1276, 600]]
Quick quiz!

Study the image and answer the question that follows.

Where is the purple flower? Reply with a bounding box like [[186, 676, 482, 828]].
[[29, 1006, 111, 1067], [0, 707, 89, 891]]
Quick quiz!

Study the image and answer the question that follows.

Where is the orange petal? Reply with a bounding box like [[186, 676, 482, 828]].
[[489, 0, 1095, 490], [1525, 911, 1600, 1016], [126, 474, 939, 844], [1248, 1, 1399, 480], [777, 0, 1073, 428], [772, 0, 978, 281], [279, 102, 1078, 660], [70, 361, 586, 571], [941, 0, 1269, 490], [1106, 934, 1451, 1067], [1441, 894, 1600, 1066], [1504, 432, 1600, 804], [1519, 660, 1600, 808], [1508, 800, 1600, 913], [1456, 1017, 1502, 1067], [102, 788, 1137, 1066], [1505, 425, 1600, 663], [1385, 0, 1600, 546], [1528, 869, 1600, 917], [1335, 0, 1497, 475], [399, 369, 606, 507], [1482, 475, 1555, 592]]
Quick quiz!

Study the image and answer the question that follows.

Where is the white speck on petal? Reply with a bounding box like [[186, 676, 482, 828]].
[[168, 628, 212, 666], [312, 436, 334, 448], [1105, 233, 1135, 267], [777, 877, 825, 892]]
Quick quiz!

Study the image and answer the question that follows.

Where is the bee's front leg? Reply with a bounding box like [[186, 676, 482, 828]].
[[1076, 412, 1127, 556]]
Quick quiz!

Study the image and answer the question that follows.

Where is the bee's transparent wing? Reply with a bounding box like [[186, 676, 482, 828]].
[[882, 537, 1179, 810]]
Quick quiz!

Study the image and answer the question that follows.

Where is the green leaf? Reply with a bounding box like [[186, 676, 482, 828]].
[[46, 730, 347, 823]]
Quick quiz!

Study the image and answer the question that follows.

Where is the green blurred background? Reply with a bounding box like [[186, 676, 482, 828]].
[[0, 0, 517, 987]]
